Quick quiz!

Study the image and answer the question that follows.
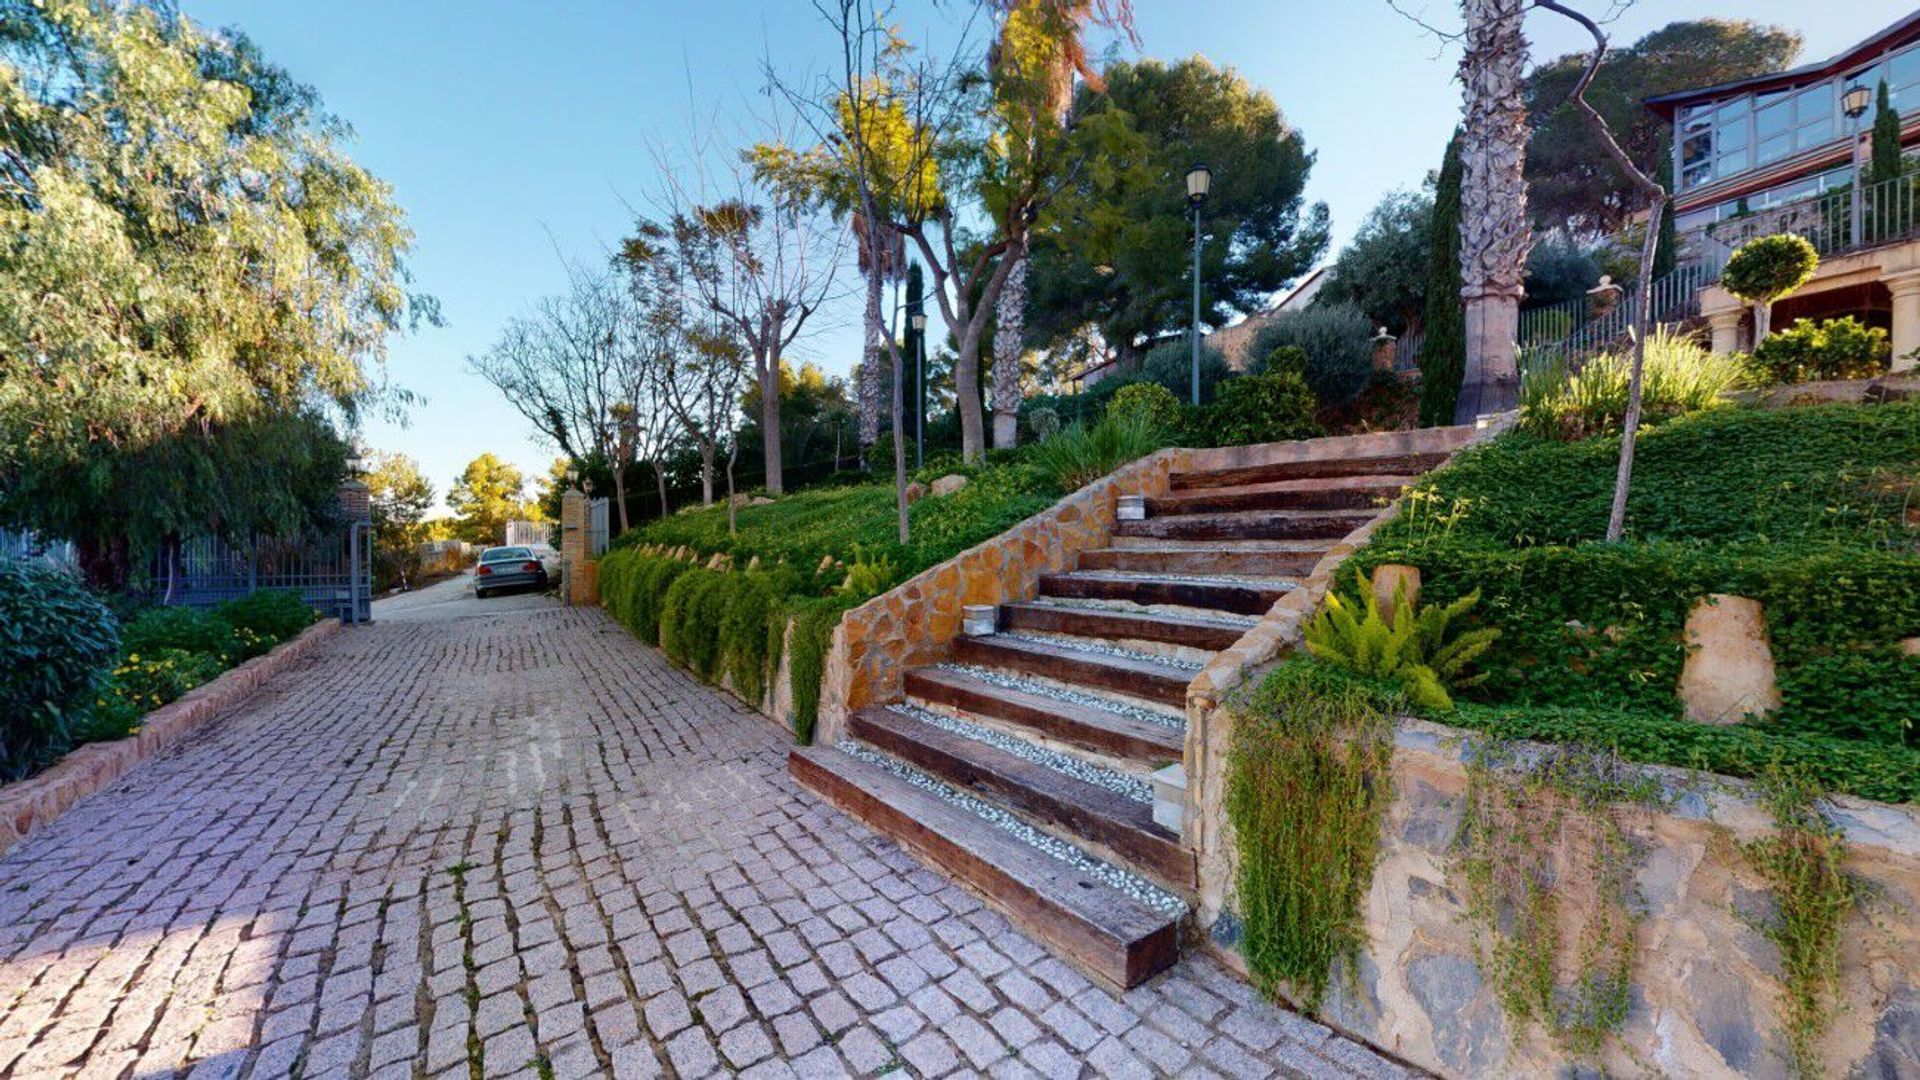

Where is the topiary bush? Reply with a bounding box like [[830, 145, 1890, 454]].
[[1721, 234, 1819, 307], [0, 560, 121, 779], [1199, 371, 1323, 447], [1747, 316, 1890, 384], [1105, 382, 1184, 438], [1253, 302, 1376, 407]]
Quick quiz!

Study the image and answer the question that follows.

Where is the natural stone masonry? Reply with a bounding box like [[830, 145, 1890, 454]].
[[0, 607, 1403, 1078]]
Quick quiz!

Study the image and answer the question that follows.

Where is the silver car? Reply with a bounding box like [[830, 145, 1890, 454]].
[[473, 545, 553, 598]]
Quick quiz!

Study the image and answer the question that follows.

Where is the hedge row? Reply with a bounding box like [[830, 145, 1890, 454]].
[[598, 548, 847, 743]]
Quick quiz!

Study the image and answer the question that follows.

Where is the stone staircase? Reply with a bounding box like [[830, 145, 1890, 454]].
[[790, 440, 1461, 989]]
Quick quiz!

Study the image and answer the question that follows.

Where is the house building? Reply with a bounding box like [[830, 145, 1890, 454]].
[[1646, 10, 1920, 369]]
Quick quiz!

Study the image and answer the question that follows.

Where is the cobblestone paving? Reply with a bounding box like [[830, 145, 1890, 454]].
[[0, 608, 1410, 1079]]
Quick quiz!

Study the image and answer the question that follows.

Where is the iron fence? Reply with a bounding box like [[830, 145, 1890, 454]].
[[146, 524, 373, 624]]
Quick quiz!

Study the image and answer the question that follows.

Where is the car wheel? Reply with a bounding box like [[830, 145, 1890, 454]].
[[475, 588, 489, 599]]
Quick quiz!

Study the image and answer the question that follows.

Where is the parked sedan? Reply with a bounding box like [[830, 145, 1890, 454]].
[[473, 546, 550, 598]]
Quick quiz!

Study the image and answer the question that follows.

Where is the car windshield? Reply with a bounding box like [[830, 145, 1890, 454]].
[[482, 547, 532, 562]]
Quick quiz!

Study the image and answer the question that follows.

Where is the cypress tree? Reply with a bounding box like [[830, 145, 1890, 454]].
[[1418, 131, 1467, 428], [1870, 80, 1903, 185]]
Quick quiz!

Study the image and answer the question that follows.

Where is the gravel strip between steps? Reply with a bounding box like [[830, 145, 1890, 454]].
[[1062, 569, 1300, 591], [884, 703, 1153, 804], [936, 663, 1187, 733], [995, 631, 1206, 671], [837, 741, 1187, 916], [1027, 596, 1262, 626]]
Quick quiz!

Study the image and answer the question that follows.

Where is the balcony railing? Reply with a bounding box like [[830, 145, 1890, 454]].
[[1517, 261, 1716, 361], [1704, 170, 1920, 262]]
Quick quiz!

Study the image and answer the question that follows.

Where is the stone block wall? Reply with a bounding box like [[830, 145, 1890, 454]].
[[817, 449, 1185, 746], [1269, 720, 1920, 1079]]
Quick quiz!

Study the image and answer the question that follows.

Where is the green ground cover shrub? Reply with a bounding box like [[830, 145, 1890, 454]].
[[83, 648, 228, 737], [1342, 401, 1920, 798], [1747, 316, 1889, 384], [120, 605, 244, 661], [0, 560, 121, 779], [217, 589, 320, 647], [1517, 329, 1747, 440]]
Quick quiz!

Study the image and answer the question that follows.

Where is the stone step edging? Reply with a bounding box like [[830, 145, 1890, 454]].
[[0, 618, 343, 858]]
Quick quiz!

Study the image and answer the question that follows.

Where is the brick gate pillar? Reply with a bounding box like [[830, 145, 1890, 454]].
[[560, 490, 597, 605]]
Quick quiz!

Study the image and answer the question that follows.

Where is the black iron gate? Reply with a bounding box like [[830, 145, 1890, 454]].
[[146, 520, 374, 624]]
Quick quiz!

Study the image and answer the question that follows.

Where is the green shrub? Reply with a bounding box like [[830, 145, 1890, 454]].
[[216, 590, 317, 654], [908, 464, 1055, 568], [1253, 302, 1375, 406], [1026, 405, 1062, 439], [787, 601, 847, 745], [1138, 339, 1232, 403], [1721, 233, 1819, 307], [119, 606, 238, 663], [1200, 371, 1322, 447], [864, 430, 916, 473], [87, 648, 227, 735], [0, 560, 120, 779], [1747, 316, 1889, 384], [1262, 344, 1308, 377], [1517, 329, 1746, 440], [1105, 382, 1184, 437], [1028, 412, 1166, 492]]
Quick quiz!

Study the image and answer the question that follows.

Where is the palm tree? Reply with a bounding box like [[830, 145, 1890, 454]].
[[986, 0, 1131, 448], [853, 210, 907, 448], [1455, 0, 1532, 423]]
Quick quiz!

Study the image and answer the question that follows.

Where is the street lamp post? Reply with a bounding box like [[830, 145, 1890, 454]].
[[910, 312, 927, 470], [1185, 164, 1212, 406], [1844, 83, 1873, 247]]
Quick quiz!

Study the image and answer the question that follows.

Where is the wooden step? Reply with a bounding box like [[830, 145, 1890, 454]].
[[1147, 474, 1414, 516], [1000, 601, 1248, 651], [790, 746, 1181, 989], [1171, 451, 1451, 491], [1037, 573, 1290, 618], [850, 708, 1196, 889], [1114, 509, 1374, 542], [905, 668, 1183, 764], [1078, 545, 1328, 578], [951, 634, 1192, 707]]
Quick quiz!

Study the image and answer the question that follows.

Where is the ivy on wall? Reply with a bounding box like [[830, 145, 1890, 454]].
[[1226, 661, 1396, 1011]]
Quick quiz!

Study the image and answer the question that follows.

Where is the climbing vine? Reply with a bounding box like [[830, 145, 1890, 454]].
[[1226, 660, 1397, 1011], [1738, 769, 1860, 1079], [1457, 742, 1661, 1060]]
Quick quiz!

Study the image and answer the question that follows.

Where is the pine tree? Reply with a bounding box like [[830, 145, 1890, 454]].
[[1870, 80, 1904, 186], [1418, 132, 1467, 428]]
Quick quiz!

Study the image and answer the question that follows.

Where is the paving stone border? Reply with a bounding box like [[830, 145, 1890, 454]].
[[0, 617, 341, 858]]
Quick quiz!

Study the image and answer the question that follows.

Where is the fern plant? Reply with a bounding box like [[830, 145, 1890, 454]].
[[1303, 572, 1498, 711]]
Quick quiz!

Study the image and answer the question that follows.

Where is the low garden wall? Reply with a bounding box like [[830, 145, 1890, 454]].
[[1249, 718, 1920, 1079], [0, 617, 341, 857], [816, 448, 1186, 746]]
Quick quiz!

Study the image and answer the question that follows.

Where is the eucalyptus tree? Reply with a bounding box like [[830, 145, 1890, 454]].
[[0, 1, 431, 587]]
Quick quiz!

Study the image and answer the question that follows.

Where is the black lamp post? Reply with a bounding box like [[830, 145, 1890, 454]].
[[1845, 83, 1873, 246], [1186, 163, 1212, 405], [910, 312, 928, 469]]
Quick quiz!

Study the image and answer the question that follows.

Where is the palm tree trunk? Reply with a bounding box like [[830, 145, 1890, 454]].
[[858, 286, 884, 448], [991, 247, 1027, 449], [1454, 0, 1531, 424]]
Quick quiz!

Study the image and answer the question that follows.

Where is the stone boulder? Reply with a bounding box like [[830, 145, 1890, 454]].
[[905, 481, 928, 505], [1679, 594, 1781, 724], [931, 473, 969, 497], [1370, 564, 1421, 623]]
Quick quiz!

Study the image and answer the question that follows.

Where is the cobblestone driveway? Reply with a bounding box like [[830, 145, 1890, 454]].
[[0, 608, 1406, 1079]]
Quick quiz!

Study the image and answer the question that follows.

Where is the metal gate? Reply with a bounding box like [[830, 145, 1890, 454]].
[[146, 522, 374, 624], [588, 497, 610, 556]]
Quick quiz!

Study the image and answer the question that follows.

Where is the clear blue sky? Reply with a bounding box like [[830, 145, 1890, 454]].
[[179, 1, 1906, 511]]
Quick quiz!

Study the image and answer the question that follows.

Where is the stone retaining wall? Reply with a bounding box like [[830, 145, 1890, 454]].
[[816, 448, 1187, 746], [1240, 719, 1919, 1079], [0, 618, 342, 857]]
